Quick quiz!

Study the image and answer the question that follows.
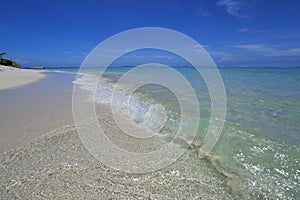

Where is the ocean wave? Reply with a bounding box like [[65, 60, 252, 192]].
[[73, 73, 179, 135]]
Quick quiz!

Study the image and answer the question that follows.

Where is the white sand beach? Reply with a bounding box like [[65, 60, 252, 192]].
[[0, 70, 236, 199], [0, 65, 45, 90]]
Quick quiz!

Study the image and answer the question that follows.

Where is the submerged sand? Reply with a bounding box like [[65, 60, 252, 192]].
[[0, 104, 235, 199], [0, 65, 45, 90]]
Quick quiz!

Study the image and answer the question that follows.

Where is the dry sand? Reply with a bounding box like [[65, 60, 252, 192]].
[[0, 65, 45, 90]]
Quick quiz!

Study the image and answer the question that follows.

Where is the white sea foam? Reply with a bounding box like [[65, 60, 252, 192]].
[[73, 73, 176, 135]]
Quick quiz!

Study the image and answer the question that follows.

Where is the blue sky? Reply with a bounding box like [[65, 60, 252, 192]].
[[1, 0, 300, 67]]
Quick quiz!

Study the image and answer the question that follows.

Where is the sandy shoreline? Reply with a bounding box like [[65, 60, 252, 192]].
[[0, 103, 235, 199], [0, 71, 75, 152], [0, 70, 238, 198], [0, 65, 45, 90]]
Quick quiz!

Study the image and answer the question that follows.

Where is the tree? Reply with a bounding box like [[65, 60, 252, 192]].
[[0, 52, 21, 68], [0, 52, 6, 58]]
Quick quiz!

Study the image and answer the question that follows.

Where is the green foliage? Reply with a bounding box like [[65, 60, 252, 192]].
[[0, 52, 6, 58], [0, 52, 22, 68]]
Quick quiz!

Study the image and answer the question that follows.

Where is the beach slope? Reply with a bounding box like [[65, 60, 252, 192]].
[[0, 65, 45, 90]]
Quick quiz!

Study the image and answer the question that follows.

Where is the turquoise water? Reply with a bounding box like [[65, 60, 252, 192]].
[[48, 66, 300, 198], [215, 67, 300, 198]]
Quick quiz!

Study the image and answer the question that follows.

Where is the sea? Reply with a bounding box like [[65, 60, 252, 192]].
[[42, 65, 300, 199]]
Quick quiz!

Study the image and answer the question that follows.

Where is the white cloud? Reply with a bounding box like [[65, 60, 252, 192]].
[[231, 44, 300, 57], [232, 44, 272, 52], [209, 50, 234, 57], [272, 48, 300, 57], [237, 28, 267, 34], [15, 59, 29, 64], [208, 50, 236, 64], [197, 7, 210, 17], [238, 28, 249, 32], [63, 51, 72, 55], [217, 0, 244, 17]]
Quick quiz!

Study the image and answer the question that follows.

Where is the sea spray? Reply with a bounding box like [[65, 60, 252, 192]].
[[73, 73, 183, 137]]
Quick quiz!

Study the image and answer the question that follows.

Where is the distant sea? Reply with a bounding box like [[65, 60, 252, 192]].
[[44, 66, 300, 199]]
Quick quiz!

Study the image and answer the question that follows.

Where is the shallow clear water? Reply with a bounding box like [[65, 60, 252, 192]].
[[50, 66, 300, 198]]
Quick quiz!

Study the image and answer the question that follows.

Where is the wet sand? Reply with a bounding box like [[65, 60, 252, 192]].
[[0, 72, 75, 152]]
